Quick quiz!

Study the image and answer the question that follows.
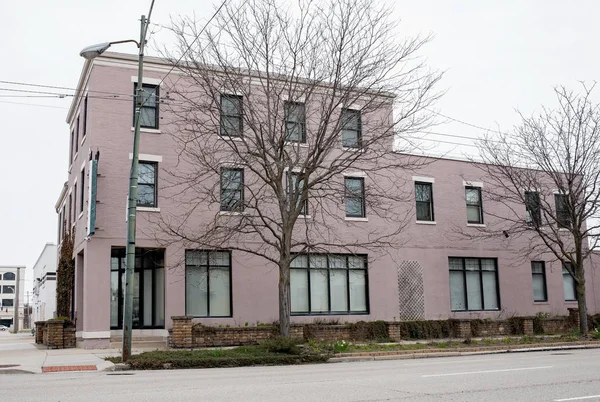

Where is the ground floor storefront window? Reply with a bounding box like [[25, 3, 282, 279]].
[[449, 257, 499, 311], [110, 248, 165, 329], [290, 254, 368, 315]]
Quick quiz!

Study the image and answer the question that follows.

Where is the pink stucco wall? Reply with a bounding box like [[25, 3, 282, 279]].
[[57, 53, 600, 341]]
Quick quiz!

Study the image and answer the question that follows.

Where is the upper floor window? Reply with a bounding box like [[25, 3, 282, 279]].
[[415, 182, 434, 221], [525, 191, 541, 227], [75, 117, 80, 153], [2, 272, 15, 281], [69, 129, 75, 162], [285, 102, 306, 143], [138, 162, 158, 208], [2, 286, 14, 294], [345, 177, 365, 218], [135, 84, 159, 129], [1, 299, 13, 307], [287, 171, 308, 216], [220, 168, 244, 211], [79, 168, 85, 213], [341, 109, 362, 149], [185, 250, 232, 317], [563, 262, 577, 301], [531, 261, 547, 302], [83, 94, 88, 138], [465, 186, 483, 224], [555, 193, 570, 228], [220, 94, 243, 137], [73, 184, 78, 219]]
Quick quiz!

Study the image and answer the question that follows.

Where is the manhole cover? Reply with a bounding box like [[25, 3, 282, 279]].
[[0, 365, 19, 368], [550, 353, 573, 355]]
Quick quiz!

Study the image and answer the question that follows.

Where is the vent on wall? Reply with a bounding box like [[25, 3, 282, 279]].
[[398, 261, 425, 320]]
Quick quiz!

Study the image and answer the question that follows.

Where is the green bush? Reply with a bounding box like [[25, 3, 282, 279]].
[[350, 321, 388, 341], [333, 340, 350, 352], [259, 336, 301, 354], [398, 320, 452, 339]]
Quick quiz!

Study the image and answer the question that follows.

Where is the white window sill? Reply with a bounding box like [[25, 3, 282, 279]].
[[342, 147, 364, 153], [80, 135, 86, 146], [533, 301, 550, 305], [131, 127, 161, 134], [558, 228, 571, 232], [78, 211, 84, 220], [298, 215, 312, 219], [467, 223, 486, 227], [345, 217, 368, 222], [416, 220, 436, 225], [217, 134, 243, 142], [285, 141, 309, 148], [219, 210, 245, 216], [137, 207, 160, 212]]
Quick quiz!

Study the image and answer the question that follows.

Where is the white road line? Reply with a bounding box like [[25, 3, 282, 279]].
[[422, 365, 553, 378], [555, 396, 600, 401]]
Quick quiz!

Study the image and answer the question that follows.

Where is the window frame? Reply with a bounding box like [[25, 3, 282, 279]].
[[555, 193, 571, 229], [531, 261, 548, 302], [3, 272, 15, 281], [184, 250, 233, 318], [2, 286, 15, 294], [220, 167, 244, 212], [286, 171, 308, 216], [290, 253, 370, 316], [219, 94, 243, 137], [341, 108, 362, 149], [79, 168, 85, 213], [415, 181, 434, 221], [137, 161, 158, 208], [73, 183, 77, 220], [1, 299, 14, 308], [133, 83, 160, 129], [284, 101, 306, 143], [525, 191, 542, 227], [465, 186, 484, 224], [83, 94, 88, 138], [345, 177, 366, 218], [449, 257, 500, 312], [75, 116, 79, 153], [562, 262, 577, 302], [69, 129, 75, 162]]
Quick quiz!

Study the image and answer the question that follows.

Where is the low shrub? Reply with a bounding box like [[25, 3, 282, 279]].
[[350, 321, 388, 341], [398, 320, 452, 339], [259, 336, 301, 354], [333, 340, 350, 352]]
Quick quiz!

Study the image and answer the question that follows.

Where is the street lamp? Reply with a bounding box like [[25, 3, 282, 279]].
[[80, 14, 149, 362]]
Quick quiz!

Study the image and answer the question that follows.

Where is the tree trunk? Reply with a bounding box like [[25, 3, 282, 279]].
[[576, 277, 589, 334], [278, 265, 291, 337]]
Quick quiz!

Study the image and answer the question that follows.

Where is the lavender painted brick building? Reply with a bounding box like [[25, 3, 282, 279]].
[[56, 52, 600, 348]]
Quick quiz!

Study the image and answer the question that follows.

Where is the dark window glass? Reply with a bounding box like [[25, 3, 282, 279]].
[[80, 168, 85, 213], [2, 286, 15, 294], [465, 187, 484, 224], [73, 184, 77, 219], [68, 194, 72, 228], [290, 254, 368, 315], [2, 299, 13, 307], [531, 261, 547, 302], [525, 191, 541, 226], [110, 248, 165, 329], [415, 182, 434, 221], [555, 194, 571, 228], [449, 257, 499, 311], [69, 130, 74, 162], [287, 172, 308, 216], [285, 102, 306, 143], [220, 168, 244, 211], [75, 117, 79, 153], [220, 94, 243, 137], [138, 162, 157, 208], [2, 272, 15, 281], [185, 250, 232, 317], [134, 84, 159, 129], [83, 95, 88, 137], [345, 177, 365, 217], [562, 262, 577, 301], [341, 109, 362, 148]]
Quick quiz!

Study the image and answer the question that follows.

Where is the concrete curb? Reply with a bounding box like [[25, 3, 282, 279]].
[[97, 361, 117, 372], [328, 343, 600, 363]]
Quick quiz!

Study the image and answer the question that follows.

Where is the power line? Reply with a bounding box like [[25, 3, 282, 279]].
[[0, 80, 134, 98], [426, 108, 509, 136]]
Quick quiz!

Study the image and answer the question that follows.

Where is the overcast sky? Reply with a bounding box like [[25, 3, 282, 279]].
[[1, 0, 598, 292]]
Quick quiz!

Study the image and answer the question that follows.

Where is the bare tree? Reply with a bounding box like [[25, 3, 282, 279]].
[[474, 84, 600, 334], [158, 0, 441, 336]]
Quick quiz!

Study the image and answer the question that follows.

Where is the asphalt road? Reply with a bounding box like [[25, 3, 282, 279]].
[[2, 349, 600, 401]]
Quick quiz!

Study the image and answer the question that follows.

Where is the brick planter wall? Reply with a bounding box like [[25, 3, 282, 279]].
[[34, 321, 45, 344], [303, 325, 352, 342], [64, 328, 76, 348], [45, 321, 64, 349], [540, 318, 573, 334], [171, 316, 193, 348], [451, 320, 472, 338]]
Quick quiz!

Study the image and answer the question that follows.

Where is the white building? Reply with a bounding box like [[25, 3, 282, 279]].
[[0, 265, 26, 330], [32, 243, 57, 322]]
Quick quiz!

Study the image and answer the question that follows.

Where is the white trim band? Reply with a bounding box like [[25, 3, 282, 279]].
[[413, 176, 435, 183]]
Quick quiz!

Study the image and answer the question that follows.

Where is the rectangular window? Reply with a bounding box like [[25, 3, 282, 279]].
[[415, 182, 434, 221], [110, 248, 165, 329], [345, 177, 365, 218], [68, 193, 72, 227], [341, 109, 362, 148], [525, 191, 541, 226], [2, 286, 14, 294], [531, 261, 547, 302], [83, 95, 88, 137], [220, 168, 244, 211], [133, 84, 159, 129], [138, 162, 157, 208], [449, 257, 499, 311], [185, 250, 232, 317], [287, 172, 308, 215], [73, 184, 77, 220], [465, 187, 484, 224], [290, 254, 368, 315], [69, 130, 74, 162], [220, 94, 243, 137], [285, 102, 306, 143], [563, 262, 577, 301], [1, 299, 13, 307], [75, 117, 79, 153], [79, 168, 85, 213], [555, 194, 570, 228]]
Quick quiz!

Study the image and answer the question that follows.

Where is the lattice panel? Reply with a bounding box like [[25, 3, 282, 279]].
[[398, 260, 425, 320]]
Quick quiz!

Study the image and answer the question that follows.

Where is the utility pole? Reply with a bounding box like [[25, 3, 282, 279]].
[[13, 267, 21, 333]]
